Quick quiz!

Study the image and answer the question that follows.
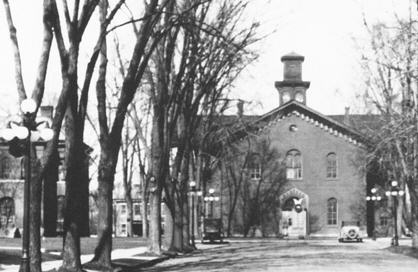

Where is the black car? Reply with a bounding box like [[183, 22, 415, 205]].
[[201, 218, 224, 243]]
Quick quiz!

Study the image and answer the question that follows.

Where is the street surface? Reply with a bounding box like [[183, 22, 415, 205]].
[[143, 238, 418, 272]]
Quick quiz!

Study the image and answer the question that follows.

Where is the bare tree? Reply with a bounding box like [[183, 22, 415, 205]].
[[45, 1, 126, 270], [147, 0, 260, 253], [359, 8, 418, 247], [2, 1, 56, 270], [90, 0, 177, 267]]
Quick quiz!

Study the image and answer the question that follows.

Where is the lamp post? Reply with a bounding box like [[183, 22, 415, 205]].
[[385, 180, 405, 246], [189, 181, 197, 247], [366, 187, 382, 240], [204, 188, 219, 218], [1, 99, 53, 272]]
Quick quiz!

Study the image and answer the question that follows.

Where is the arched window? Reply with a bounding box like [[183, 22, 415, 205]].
[[286, 150, 302, 180], [326, 153, 337, 179], [0, 197, 15, 227], [248, 154, 261, 180], [0, 156, 11, 179], [327, 198, 337, 225]]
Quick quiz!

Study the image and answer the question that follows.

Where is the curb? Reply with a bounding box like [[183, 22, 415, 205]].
[[112, 256, 170, 271]]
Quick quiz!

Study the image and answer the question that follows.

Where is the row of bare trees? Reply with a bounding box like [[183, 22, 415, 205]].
[[359, 2, 418, 248], [2, 0, 259, 271]]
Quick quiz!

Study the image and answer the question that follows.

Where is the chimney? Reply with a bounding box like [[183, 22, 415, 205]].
[[344, 107, 350, 125], [40, 106, 53, 120], [237, 100, 244, 117]]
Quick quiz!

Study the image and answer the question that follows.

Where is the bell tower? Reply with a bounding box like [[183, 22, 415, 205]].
[[275, 52, 310, 106]]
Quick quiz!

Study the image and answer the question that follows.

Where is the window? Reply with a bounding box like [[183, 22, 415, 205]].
[[120, 204, 127, 215], [134, 204, 141, 216], [380, 217, 388, 226], [326, 153, 337, 179], [0, 156, 11, 179], [327, 198, 337, 225], [133, 203, 141, 220], [248, 154, 261, 180], [286, 150, 302, 179], [120, 224, 127, 234], [0, 197, 15, 227]]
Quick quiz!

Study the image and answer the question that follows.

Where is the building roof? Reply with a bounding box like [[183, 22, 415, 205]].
[[223, 101, 380, 148], [281, 52, 305, 61]]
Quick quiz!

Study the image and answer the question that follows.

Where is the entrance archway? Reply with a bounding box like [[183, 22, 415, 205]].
[[280, 188, 308, 237]]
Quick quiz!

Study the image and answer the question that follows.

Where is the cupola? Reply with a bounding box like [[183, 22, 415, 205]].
[[275, 52, 310, 106]]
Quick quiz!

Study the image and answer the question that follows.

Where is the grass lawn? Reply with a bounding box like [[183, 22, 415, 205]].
[[0, 237, 148, 265]]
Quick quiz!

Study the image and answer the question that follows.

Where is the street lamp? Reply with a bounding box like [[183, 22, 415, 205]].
[[366, 187, 382, 240], [204, 188, 219, 218], [385, 180, 405, 246], [1, 99, 53, 272]]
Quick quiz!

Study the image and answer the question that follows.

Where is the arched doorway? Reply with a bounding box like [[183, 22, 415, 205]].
[[280, 188, 308, 237]]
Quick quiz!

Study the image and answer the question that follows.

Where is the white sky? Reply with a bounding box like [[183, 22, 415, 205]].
[[0, 0, 413, 117], [232, 0, 412, 115]]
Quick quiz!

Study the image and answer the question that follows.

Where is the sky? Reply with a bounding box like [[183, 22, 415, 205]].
[[232, 0, 412, 115], [0, 0, 413, 117]]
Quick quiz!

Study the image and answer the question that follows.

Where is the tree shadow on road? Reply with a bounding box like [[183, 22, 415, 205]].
[[141, 241, 400, 272]]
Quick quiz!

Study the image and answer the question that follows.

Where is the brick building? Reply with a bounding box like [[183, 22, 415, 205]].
[[212, 53, 374, 237], [0, 106, 91, 237]]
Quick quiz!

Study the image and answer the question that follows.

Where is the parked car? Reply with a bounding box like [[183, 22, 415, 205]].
[[202, 218, 223, 243], [338, 221, 363, 242]]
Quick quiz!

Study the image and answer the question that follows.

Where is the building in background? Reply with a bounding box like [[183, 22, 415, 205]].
[[0, 106, 91, 237], [209, 53, 382, 238]]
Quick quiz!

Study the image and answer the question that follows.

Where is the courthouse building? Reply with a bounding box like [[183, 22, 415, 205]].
[[212, 53, 378, 237]]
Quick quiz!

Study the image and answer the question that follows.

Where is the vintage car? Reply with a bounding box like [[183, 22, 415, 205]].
[[338, 221, 363, 242], [201, 218, 224, 243]]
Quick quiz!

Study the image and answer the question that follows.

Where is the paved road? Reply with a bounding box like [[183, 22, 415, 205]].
[[142, 238, 418, 272]]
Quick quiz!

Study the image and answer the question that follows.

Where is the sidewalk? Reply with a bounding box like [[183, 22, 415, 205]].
[[0, 242, 225, 272], [0, 246, 168, 272]]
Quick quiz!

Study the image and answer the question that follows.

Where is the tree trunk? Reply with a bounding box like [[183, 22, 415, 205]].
[[163, 205, 173, 249], [181, 147, 191, 251], [59, 78, 84, 271], [172, 197, 183, 252], [182, 193, 191, 250], [148, 183, 162, 254], [148, 107, 168, 255], [411, 131, 418, 248], [408, 173, 418, 248], [126, 197, 133, 237], [89, 160, 115, 271], [43, 150, 59, 237], [410, 186, 418, 248], [141, 187, 148, 237], [397, 194, 404, 238]]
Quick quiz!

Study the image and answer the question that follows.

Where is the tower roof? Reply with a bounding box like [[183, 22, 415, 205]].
[[281, 52, 304, 62]]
